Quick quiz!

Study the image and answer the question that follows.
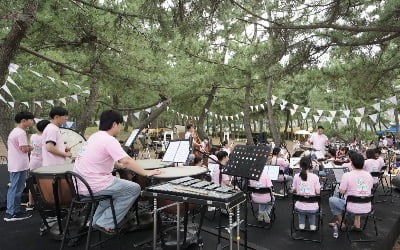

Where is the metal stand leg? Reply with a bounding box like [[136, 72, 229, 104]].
[[236, 207, 240, 250], [229, 209, 233, 250], [153, 198, 157, 250], [177, 203, 180, 250]]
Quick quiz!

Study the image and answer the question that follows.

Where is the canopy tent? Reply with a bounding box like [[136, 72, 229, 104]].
[[375, 125, 400, 135], [294, 130, 311, 135]]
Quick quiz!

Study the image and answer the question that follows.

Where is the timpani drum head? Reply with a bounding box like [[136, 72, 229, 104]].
[[60, 128, 86, 163]]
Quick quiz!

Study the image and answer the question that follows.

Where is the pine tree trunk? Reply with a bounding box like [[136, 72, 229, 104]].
[[197, 85, 217, 140], [243, 81, 254, 145], [266, 78, 281, 145], [76, 80, 99, 135]]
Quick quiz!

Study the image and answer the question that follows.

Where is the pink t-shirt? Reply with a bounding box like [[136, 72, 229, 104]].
[[212, 165, 230, 187], [340, 170, 373, 214], [377, 157, 385, 168], [7, 127, 29, 172], [364, 158, 383, 184], [29, 133, 44, 170], [342, 162, 353, 171], [42, 123, 66, 166], [271, 156, 289, 171], [250, 167, 273, 203], [293, 173, 320, 211], [309, 133, 328, 153], [73, 131, 128, 194]]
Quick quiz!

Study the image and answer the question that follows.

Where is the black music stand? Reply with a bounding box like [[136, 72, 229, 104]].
[[222, 145, 271, 250]]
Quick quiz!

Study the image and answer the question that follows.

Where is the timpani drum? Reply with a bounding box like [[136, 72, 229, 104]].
[[151, 166, 208, 214]]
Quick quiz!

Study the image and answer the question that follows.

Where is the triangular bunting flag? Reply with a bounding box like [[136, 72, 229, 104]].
[[82, 90, 90, 95], [30, 70, 43, 78], [260, 104, 265, 110], [340, 118, 348, 125], [329, 111, 336, 117], [0, 94, 5, 103], [271, 99, 276, 106], [240, 112, 244, 116], [271, 95, 277, 102], [167, 106, 169, 111], [292, 104, 299, 111], [342, 110, 350, 118], [70, 94, 78, 102], [255, 105, 259, 112], [59, 97, 66, 105], [356, 107, 365, 116], [156, 103, 162, 108], [280, 104, 286, 110], [145, 108, 151, 113], [250, 106, 254, 112], [95, 120, 100, 126], [387, 96, 397, 105], [214, 114, 218, 119], [134, 112, 141, 119], [7, 101, 14, 108], [7, 76, 20, 89], [326, 117, 333, 124], [301, 112, 307, 119], [21, 101, 29, 108], [209, 112, 213, 115], [8, 63, 19, 74], [304, 107, 311, 114], [230, 115, 233, 120], [47, 76, 55, 82], [74, 84, 82, 89], [354, 117, 362, 126], [282, 100, 288, 106], [290, 109, 296, 116], [1, 85, 13, 99], [46, 100, 54, 106], [61, 81, 69, 86], [34, 101, 42, 108], [225, 116, 229, 121], [369, 113, 378, 123], [219, 115, 223, 120], [313, 115, 320, 123], [235, 114, 239, 119], [317, 110, 323, 116], [34, 118, 42, 123], [372, 102, 380, 112], [123, 115, 128, 122]]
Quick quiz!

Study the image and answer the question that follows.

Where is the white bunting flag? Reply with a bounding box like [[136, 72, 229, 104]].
[[304, 107, 311, 114], [250, 106, 254, 112], [95, 121, 100, 126], [71, 94, 78, 103], [372, 102, 380, 112], [219, 115, 223, 120], [342, 110, 350, 118], [386, 108, 395, 118], [47, 76, 55, 82], [34, 118, 42, 123], [235, 114, 239, 119], [214, 114, 218, 119], [204, 108, 208, 113], [260, 104, 265, 110], [167, 106, 170, 111], [255, 105, 259, 112], [30, 70, 43, 78], [21, 101, 29, 108], [46, 100, 54, 106], [134, 112, 140, 119], [356, 107, 365, 116], [34, 101, 42, 108], [7, 101, 14, 108], [290, 109, 296, 116], [317, 110, 323, 116], [59, 97, 66, 105], [340, 118, 348, 125], [240, 112, 244, 116], [8, 63, 19, 74], [301, 112, 307, 119], [229, 115, 233, 120], [271, 99, 276, 106], [369, 113, 378, 123], [7, 76, 20, 89], [145, 108, 151, 113], [74, 84, 82, 89], [329, 111, 337, 118], [326, 116, 334, 124], [123, 115, 128, 122], [1, 85, 13, 98], [156, 103, 163, 108], [181, 114, 184, 118], [0, 94, 5, 103], [225, 116, 229, 121], [354, 117, 362, 126], [282, 100, 288, 106], [271, 95, 278, 102], [280, 104, 286, 110], [61, 81, 69, 86], [82, 90, 90, 95], [313, 115, 320, 123], [387, 96, 397, 105], [292, 104, 299, 111]]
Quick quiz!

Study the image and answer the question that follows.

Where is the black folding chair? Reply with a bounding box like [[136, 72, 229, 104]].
[[247, 186, 275, 229], [339, 195, 378, 242], [273, 170, 289, 199], [291, 194, 323, 243], [60, 171, 122, 250]]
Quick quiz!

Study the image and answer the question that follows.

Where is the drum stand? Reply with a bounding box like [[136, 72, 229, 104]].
[[142, 145, 152, 159]]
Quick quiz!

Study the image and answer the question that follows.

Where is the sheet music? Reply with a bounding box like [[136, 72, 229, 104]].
[[124, 129, 139, 147], [265, 165, 280, 181], [323, 161, 334, 169], [314, 151, 325, 159], [290, 157, 301, 168], [162, 140, 190, 162]]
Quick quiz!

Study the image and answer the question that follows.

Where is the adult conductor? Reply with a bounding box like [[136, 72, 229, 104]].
[[73, 110, 161, 233]]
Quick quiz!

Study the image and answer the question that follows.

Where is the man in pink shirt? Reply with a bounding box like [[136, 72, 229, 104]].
[[74, 110, 161, 233], [329, 153, 373, 230], [4, 111, 34, 222], [309, 125, 329, 155], [42, 107, 72, 167]]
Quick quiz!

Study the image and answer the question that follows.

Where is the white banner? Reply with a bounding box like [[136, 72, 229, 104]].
[[354, 117, 362, 126], [387, 96, 397, 105], [372, 102, 380, 112], [59, 97, 66, 105], [340, 117, 348, 125], [21, 101, 29, 108], [71, 94, 78, 102], [342, 110, 350, 118], [317, 110, 323, 116], [356, 107, 365, 116], [7, 76, 20, 89], [46, 100, 54, 106], [8, 101, 14, 108], [329, 111, 337, 118], [313, 115, 320, 123], [369, 113, 378, 123], [34, 101, 42, 108]]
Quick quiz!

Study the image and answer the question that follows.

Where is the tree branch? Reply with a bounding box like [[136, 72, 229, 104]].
[[97, 94, 168, 112], [19, 46, 92, 76]]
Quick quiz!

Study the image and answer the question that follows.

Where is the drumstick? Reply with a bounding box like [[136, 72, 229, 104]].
[[175, 186, 208, 195], [70, 141, 83, 148]]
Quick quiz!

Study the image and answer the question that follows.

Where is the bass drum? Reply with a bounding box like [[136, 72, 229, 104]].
[[59, 128, 86, 163]]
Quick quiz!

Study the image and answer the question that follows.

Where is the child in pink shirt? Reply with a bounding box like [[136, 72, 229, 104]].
[[211, 151, 232, 187], [364, 149, 383, 184], [250, 167, 274, 223], [5, 112, 34, 222], [293, 156, 320, 230], [271, 147, 293, 192]]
